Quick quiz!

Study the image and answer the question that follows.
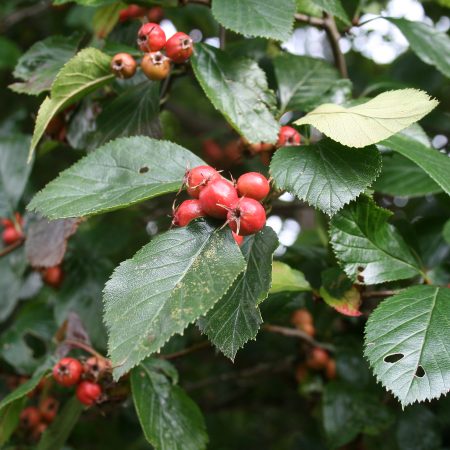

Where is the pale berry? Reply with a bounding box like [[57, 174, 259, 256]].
[[199, 178, 239, 219], [227, 198, 266, 236], [84, 356, 111, 380], [141, 51, 171, 80], [111, 53, 137, 79], [290, 309, 313, 328], [165, 32, 193, 63], [236, 172, 270, 201]]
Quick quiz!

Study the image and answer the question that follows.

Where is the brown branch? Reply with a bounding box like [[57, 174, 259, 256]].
[[263, 324, 335, 352], [323, 13, 348, 78], [62, 339, 108, 362], [160, 341, 211, 360], [294, 13, 325, 27], [0, 239, 24, 258], [362, 290, 398, 299], [0, 0, 51, 31]]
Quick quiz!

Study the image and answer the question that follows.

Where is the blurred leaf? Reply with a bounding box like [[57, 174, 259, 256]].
[[320, 267, 362, 317], [0, 397, 26, 446], [29, 48, 114, 160], [269, 261, 311, 293], [386, 18, 450, 78], [104, 221, 246, 379], [199, 227, 278, 360], [310, 0, 350, 24], [25, 217, 79, 268], [0, 36, 21, 71], [365, 286, 450, 406], [28, 137, 203, 219], [295, 89, 438, 147], [131, 359, 208, 450], [443, 220, 450, 245], [191, 43, 279, 145], [323, 382, 394, 448], [37, 397, 84, 450], [10, 35, 80, 96], [93, 2, 123, 39], [330, 196, 422, 284], [87, 80, 161, 149], [211, 0, 296, 41], [381, 134, 450, 197], [0, 134, 32, 217], [273, 54, 340, 113], [374, 153, 443, 197], [270, 140, 381, 215]]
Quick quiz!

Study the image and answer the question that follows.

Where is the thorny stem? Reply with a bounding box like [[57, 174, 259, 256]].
[[263, 324, 335, 352], [0, 238, 25, 258]]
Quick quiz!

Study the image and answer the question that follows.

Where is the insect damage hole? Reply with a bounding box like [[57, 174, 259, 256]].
[[384, 353, 404, 363], [139, 166, 149, 174], [415, 365, 425, 378]]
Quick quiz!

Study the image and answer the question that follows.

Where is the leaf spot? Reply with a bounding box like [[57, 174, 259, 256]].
[[139, 166, 149, 174]]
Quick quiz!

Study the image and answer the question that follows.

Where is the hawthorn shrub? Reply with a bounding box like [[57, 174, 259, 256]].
[[0, 0, 450, 449]]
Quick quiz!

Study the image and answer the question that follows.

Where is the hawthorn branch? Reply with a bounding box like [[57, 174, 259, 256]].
[[263, 324, 335, 352], [160, 341, 211, 360], [0, 0, 50, 31], [294, 13, 325, 27], [361, 290, 398, 299], [0, 239, 25, 258]]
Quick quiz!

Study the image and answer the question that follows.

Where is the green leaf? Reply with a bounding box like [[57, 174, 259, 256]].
[[310, 0, 350, 24], [329, 196, 422, 284], [10, 35, 80, 96], [0, 398, 27, 446], [374, 153, 443, 197], [28, 137, 203, 219], [0, 37, 21, 71], [0, 134, 32, 217], [364, 286, 450, 406], [104, 221, 246, 379], [198, 227, 278, 360], [319, 267, 361, 317], [92, 2, 123, 38], [323, 381, 394, 448], [211, 0, 296, 42], [270, 140, 382, 216], [385, 18, 450, 78], [191, 43, 279, 145], [86, 80, 161, 150], [443, 220, 450, 245], [295, 89, 438, 148], [37, 397, 84, 450], [273, 54, 340, 114], [381, 133, 450, 197], [29, 48, 115, 160], [269, 261, 311, 293], [131, 359, 208, 450]]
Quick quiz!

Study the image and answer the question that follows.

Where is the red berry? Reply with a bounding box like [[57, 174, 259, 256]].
[[165, 32, 193, 63], [202, 139, 223, 165], [227, 198, 266, 236], [111, 53, 137, 79], [141, 51, 171, 80], [119, 4, 146, 22], [147, 6, 164, 22], [1, 218, 13, 227], [52, 357, 83, 387], [236, 172, 270, 201], [31, 422, 48, 441], [39, 397, 59, 423], [137, 23, 166, 52], [306, 348, 330, 370], [20, 407, 41, 428], [326, 359, 337, 379], [290, 309, 313, 328], [199, 178, 239, 219], [76, 381, 102, 406], [42, 265, 63, 288], [2, 226, 23, 245], [173, 200, 206, 227], [277, 126, 301, 147], [232, 231, 244, 246], [185, 165, 220, 198]]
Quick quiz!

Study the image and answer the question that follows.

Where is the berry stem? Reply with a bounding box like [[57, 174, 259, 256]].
[[62, 339, 108, 362], [0, 238, 25, 258]]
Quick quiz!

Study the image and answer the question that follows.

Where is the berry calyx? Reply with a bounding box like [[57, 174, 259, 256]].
[[236, 172, 270, 201], [137, 23, 166, 52], [84, 356, 111, 380], [306, 348, 330, 370], [227, 198, 266, 236], [2, 226, 23, 245], [185, 165, 220, 198], [52, 357, 83, 387], [173, 200, 206, 227], [141, 51, 171, 81], [232, 231, 244, 246], [76, 381, 102, 406], [199, 178, 239, 219], [39, 397, 59, 423], [111, 53, 137, 79], [277, 126, 301, 147], [165, 32, 193, 63], [42, 265, 64, 288], [20, 407, 41, 428]]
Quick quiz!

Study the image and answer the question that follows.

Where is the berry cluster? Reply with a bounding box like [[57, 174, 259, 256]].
[[173, 166, 270, 243], [111, 24, 193, 81], [291, 309, 336, 382], [1, 213, 24, 246], [119, 4, 163, 23], [52, 356, 111, 406]]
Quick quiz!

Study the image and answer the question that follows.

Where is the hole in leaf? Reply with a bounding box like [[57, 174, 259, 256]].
[[384, 353, 404, 363], [24, 333, 46, 358], [139, 166, 149, 174], [415, 365, 425, 377], [357, 274, 364, 282], [357, 266, 364, 272]]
